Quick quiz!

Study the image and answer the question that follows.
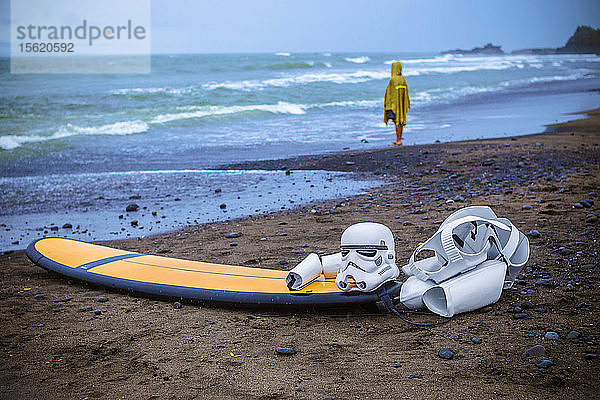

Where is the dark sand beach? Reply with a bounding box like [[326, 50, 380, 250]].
[[1, 110, 599, 399]]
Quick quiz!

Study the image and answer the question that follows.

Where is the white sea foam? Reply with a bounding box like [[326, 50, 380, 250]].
[[275, 52, 291, 56], [111, 87, 193, 96], [203, 70, 389, 90], [151, 102, 307, 124], [322, 52, 331, 56], [345, 56, 370, 64], [0, 120, 149, 150]]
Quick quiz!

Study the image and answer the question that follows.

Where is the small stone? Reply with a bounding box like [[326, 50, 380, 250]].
[[580, 200, 592, 208], [522, 205, 533, 210], [535, 278, 554, 286], [438, 348, 454, 360], [219, 203, 227, 209], [173, 301, 182, 309], [586, 215, 598, 224], [126, 204, 139, 212], [528, 230, 541, 238], [62, 223, 72, 229], [93, 309, 102, 315], [275, 346, 296, 355], [129, 195, 141, 200], [544, 332, 559, 340], [584, 353, 597, 360], [521, 301, 534, 309], [566, 330, 580, 339], [50, 226, 59, 231], [393, 362, 403, 368], [214, 188, 222, 193], [345, 161, 355, 166], [573, 203, 584, 209], [471, 337, 482, 344], [522, 345, 545, 358], [226, 232, 242, 238], [301, 243, 309, 248], [130, 220, 138, 227], [229, 242, 238, 247], [34, 294, 44, 300], [279, 259, 288, 265], [513, 312, 528, 319], [97, 296, 108, 303], [558, 247, 572, 256], [535, 359, 553, 369]]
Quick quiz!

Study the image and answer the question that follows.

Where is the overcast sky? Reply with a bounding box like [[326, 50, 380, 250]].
[[2, 0, 599, 55]]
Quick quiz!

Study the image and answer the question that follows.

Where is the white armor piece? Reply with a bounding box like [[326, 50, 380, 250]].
[[335, 222, 399, 292], [285, 252, 342, 290]]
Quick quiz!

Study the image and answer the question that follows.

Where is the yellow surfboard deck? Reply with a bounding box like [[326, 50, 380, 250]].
[[27, 237, 384, 306]]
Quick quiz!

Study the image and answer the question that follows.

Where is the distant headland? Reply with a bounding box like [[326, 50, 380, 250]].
[[441, 25, 600, 56]]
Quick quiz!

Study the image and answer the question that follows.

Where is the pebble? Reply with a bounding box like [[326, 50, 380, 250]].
[[584, 353, 597, 360], [393, 362, 403, 368], [214, 188, 222, 193], [535, 278, 554, 286], [345, 161, 355, 166], [226, 232, 242, 238], [522, 345, 545, 358], [586, 215, 598, 224], [408, 374, 423, 379], [528, 230, 541, 238], [126, 204, 139, 212], [580, 200, 592, 208], [438, 348, 454, 360], [535, 359, 553, 369], [566, 330, 580, 339], [173, 301, 182, 309], [275, 346, 296, 355], [544, 332, 559, 340], [93, 310, 102, 315], [558, 247, 572, 256], [229, 242, 238, 247], [513, 312, 528, 319], [520, 300, 534, 309], [471, 337, 482, 344], [131, 220, 138, 227], [97, 296, 108, 302], [279, 259, 288, 265], [34, 294, 44, 300], [62, 223, 72, 229], [522, 205, 533, 210], [219, 203, 227, 209]]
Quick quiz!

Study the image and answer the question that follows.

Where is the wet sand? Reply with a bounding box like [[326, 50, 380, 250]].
[[1, 109, 599, 399]]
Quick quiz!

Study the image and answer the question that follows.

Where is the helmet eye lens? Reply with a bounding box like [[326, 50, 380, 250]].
[[341, 250, 350, 257], [356, 250, 377, 258]]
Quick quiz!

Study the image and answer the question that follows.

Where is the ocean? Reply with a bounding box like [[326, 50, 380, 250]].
[[1, 52, 599, 250]]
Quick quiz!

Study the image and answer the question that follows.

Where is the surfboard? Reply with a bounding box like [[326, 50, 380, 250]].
[[26, 237, 396, 306]]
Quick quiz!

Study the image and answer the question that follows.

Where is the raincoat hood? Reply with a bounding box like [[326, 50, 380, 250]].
[[383, 62, 410, 126]]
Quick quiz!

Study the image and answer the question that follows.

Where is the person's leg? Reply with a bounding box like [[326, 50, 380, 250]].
[[394, 123, 403, 146]]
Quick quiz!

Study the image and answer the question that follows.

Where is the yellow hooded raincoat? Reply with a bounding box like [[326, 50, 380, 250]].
[[383, 62, 410, 126]]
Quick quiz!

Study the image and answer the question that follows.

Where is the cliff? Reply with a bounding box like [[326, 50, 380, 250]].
[[512, 25, 600, 55]]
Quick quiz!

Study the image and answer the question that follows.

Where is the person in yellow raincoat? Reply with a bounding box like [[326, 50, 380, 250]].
[[383, 61, 410, 146]]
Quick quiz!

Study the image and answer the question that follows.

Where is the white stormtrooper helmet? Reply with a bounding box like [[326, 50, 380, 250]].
[[335, 222, 399, 292]]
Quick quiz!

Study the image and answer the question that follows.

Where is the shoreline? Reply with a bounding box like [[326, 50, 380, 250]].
[[0, 109, 599, 399]]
